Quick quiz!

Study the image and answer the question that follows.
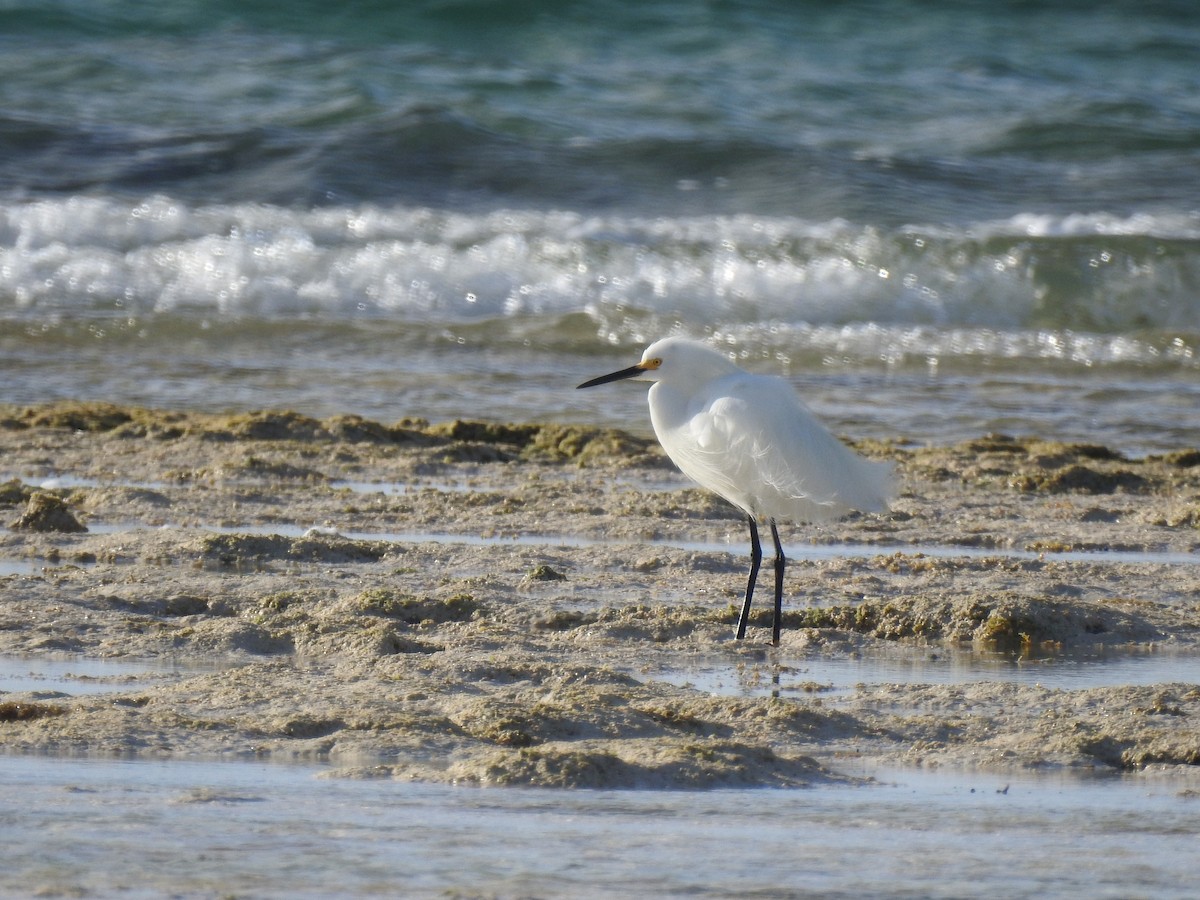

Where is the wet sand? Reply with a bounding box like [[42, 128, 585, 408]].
[[2, 401, 1199, 787]]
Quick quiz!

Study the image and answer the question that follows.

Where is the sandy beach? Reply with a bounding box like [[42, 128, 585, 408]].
[[2, 401, 1199, 788]]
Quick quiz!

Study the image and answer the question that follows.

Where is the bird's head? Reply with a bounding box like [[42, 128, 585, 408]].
[[577, 337, 738, 390]]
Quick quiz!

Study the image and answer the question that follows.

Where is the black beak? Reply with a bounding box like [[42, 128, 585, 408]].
[[577, 363, 645, 389]]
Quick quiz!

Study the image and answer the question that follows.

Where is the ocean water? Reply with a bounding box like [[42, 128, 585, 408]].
[[1, 0, 1199, 452]]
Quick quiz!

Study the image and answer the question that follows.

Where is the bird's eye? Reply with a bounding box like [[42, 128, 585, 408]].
[[644, 357, 663, 370]]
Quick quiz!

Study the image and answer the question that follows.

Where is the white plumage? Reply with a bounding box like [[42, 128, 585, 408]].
[[642, 338, 891, 522], [578, 336, 893, 644]]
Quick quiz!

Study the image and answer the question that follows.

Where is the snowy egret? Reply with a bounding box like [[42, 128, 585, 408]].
[[578, 337, 892, 645]]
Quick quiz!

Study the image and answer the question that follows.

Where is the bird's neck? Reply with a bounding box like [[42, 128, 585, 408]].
[[647, 381, 692, 433]]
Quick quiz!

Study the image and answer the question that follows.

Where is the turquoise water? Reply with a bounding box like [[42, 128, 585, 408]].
[[1, 1, 1199, 451]]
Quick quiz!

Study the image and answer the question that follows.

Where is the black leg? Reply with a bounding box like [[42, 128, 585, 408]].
[[736, 515, 761, 640], [769, 518, 786, 646]]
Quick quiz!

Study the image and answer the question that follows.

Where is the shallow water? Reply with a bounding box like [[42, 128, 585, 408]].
[[4, 640, 1198, 705], [0, 654, 231, 697], [1, 755, 1196, 899], [650, 647, 1200, 698], [72, 521, 1200, 567], [6, 319, 1200, 456], [0, 560, 39, 577]]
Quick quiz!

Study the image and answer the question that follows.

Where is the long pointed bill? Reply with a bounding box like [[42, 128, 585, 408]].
[[576, 362, 647, 389]]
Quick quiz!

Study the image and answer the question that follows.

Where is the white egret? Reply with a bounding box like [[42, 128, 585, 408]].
[[578, 337, 892, 645]]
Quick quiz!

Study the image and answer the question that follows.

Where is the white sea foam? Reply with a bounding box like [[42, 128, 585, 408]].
[[2, 197, 1198, 333]]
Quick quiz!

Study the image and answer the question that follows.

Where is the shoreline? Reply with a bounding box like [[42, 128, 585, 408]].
[[2, 401, 1199, 787]]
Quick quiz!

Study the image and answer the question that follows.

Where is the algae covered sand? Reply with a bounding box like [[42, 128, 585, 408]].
[[2, 401, 1200, 787]]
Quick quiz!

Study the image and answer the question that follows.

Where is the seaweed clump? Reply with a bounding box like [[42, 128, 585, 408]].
[[352, 589, 480, 624], [1011, 465, 1149, 495], [0, 701, 66, 723], [9, 492, 87, 533], [783, 591, 1150, 651], [425, 419, 662, 465]]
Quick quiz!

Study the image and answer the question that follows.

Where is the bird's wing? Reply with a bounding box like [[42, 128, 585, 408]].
[[670, 372, 892, 522], [670, 389, 763, 515]]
